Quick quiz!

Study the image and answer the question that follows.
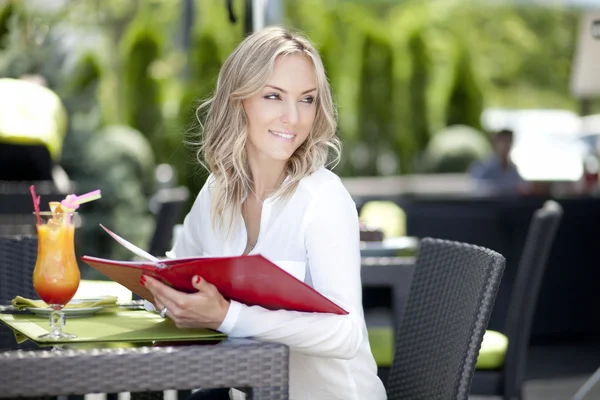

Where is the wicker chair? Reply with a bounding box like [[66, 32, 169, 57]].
[[0, 235, 38, 303], [470, 200, 563, 399], [148, 186, 189, 257], [0, 235, 38, 348], [386, 237, 505, 400]]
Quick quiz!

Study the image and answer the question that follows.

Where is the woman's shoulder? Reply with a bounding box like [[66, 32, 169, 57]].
[[187, 174, 215, 213], [297, 167, 352, 205], [298, 167, 343, 192], [196, 173, 216, 197], [297, 168, 358, 227]]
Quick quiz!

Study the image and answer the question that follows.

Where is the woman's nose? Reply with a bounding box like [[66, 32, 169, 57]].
[[280, 101, 299, 125]]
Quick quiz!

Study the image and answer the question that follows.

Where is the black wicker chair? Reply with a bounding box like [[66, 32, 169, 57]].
[[148, 186, 190, 257], [0, 235, 38, 303], [0, 235, 38, 348], [470, 200, 563, 400], [386, 237, 505, 400]]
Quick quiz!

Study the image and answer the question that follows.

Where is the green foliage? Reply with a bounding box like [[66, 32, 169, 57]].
[[283, 0, 582, 176], [68, 53, 103, 94], [356, 33, 396, 175], [0, 1, 160, 265], [62, 60, 157, 274], [184, 32, 222, 127], [60, 52, 104, 182], [175, 31, 223, 209], [0, 6, 51, 82], [0, 0, 582, 271], [76, 125, 156, 278], [1, 0, 582, 222], [420, 125, 491, 173], [0, 0, 16, 49], [176, 0, 245, 200], [514, 6, 579, 105], [406, 28, 432, 164], [285, 0, 360, 172], [438, 1, 580, 110], [193, 0, 245, 62], [285, 1, 438, 175], [445, 43, 484, 131], [120, 18, 164, 149], [63, 52, 104, 115]]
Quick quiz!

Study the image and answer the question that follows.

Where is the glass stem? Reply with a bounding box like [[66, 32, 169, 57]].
[[49, 310, 65, 335]]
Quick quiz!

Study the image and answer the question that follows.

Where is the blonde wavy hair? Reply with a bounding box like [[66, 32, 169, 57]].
[[195, 26, 341, 231]]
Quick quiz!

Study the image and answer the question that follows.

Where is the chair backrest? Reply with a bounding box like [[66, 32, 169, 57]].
[[387, 237, 505, 400], [502, 200, 563, 396], [0, 235, 38, 303], [147, 186, 190, 256], [0, 235, 38, 348]]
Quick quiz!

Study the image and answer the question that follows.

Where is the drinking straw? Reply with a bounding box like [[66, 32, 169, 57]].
[[29, 185, 42, 226], [60, 196, 76, 226], [61, 194, 78, 211], [60, 189, 102, 210]]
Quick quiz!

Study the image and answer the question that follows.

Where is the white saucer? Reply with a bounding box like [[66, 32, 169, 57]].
[[27, 306, 104, 319], [69, 296, 112, 305]]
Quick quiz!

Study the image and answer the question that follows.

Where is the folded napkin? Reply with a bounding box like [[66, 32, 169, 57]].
[[11, 296, 118, 310]]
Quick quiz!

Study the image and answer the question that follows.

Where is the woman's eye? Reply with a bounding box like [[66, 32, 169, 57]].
[[302, 96, 314, 104], [264, 93, 281, 100]]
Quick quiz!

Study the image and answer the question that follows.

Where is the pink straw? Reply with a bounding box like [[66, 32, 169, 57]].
[[61, 189, 102, 210], [29, 185, 42, 226]]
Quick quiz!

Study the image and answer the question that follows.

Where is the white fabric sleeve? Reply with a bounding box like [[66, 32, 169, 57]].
[[166, 177, 211, 259], [217, 180, 365, 360]]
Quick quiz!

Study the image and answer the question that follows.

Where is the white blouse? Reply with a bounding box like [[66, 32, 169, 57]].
[[169, 167, 387, 400]]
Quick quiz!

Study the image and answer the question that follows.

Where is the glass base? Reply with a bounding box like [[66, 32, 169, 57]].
[[39, 308, 77, 340], [38, 331, 77, 340]]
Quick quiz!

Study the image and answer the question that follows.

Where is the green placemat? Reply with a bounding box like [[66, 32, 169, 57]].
[[0, 309, 226, 344]]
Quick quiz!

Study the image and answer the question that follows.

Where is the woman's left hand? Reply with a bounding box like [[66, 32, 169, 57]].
[[142, 274, 230, 330]]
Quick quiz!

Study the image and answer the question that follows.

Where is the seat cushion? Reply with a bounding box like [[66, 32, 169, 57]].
[[359, 201, 406, 237], [476, 330, 508, 370], [368, 327, 508, 369], [368, 326, 394, 367]]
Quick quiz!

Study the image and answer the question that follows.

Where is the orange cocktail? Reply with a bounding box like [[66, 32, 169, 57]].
[[32, 207, 80, 339]]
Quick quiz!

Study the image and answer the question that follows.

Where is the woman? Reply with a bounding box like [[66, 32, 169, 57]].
[[142, 26, 387, 400]]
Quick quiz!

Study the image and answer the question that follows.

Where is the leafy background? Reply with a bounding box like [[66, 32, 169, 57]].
[[0, 0, 596, 267]]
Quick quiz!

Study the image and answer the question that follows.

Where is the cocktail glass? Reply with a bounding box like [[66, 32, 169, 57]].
[[32, 210, 80, 340]]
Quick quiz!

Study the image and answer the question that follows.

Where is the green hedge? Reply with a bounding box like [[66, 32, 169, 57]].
[[120, 18, 164, 149]]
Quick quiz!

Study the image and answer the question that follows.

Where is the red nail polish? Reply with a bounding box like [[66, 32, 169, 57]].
[[140, 276, 146, 286], [195, 276, 201, 284]]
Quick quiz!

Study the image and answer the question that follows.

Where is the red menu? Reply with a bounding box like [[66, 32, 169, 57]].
[[81, 254, 348, 315]]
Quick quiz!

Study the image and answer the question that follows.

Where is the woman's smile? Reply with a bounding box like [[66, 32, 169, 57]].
[[269, 129, 296, 141]]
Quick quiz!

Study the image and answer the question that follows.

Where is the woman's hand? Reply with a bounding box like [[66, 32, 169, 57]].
[[142, 274, 230, 330]]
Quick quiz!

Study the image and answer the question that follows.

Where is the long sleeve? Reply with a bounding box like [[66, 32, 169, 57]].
[[218, 180, 365, 360]]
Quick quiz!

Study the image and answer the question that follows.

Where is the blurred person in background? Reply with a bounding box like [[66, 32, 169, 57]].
[[0, 75, 66, 182], [468, 128, 527, 195], [141, 27, 386, 400]]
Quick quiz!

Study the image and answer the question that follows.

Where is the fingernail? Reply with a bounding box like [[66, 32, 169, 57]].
[[195, 276, 201, 284], [140, 275, 146, 286]]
